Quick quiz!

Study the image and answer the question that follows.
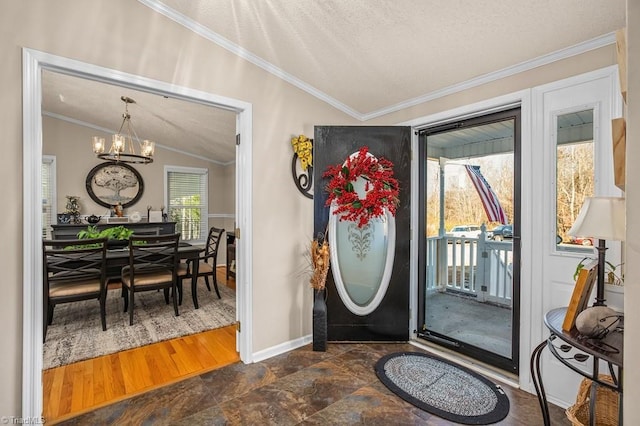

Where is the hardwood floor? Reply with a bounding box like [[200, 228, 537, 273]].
[[43, 268, 238, 424]]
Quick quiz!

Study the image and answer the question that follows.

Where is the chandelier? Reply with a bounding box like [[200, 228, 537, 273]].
[[92, 96, 154, 164]]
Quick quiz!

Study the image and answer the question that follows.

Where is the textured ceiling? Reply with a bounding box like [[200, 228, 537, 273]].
[[42, 0, 626, 163], [153, 0, 625, 116], [42, 71, 238, 164]]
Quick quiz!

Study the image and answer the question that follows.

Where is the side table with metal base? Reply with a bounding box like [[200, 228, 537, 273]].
[[530, 307, 623, 426]]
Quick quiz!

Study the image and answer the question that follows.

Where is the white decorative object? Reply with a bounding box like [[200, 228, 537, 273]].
[[129, 211, 141, 223], [575, 306, 621, 338], [148, 210, 163, 222]]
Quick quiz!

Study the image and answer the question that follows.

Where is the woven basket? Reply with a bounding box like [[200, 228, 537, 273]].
[[565, 375, 619, 426]]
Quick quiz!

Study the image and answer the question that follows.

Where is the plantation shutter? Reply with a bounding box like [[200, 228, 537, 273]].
[[166, 166, 208, 243], [42, 156, 56, 239]]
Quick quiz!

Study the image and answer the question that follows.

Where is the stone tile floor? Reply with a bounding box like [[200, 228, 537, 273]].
[[426, 292, 512, 358], [60, 342, 569, 425]]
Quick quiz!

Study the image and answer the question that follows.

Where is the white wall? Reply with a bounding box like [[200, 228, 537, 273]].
[[624, 1, 639, 423]]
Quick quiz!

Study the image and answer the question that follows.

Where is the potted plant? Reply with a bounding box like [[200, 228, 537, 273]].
[[574, 257, 624, 286], [77, 225, 133, 248]]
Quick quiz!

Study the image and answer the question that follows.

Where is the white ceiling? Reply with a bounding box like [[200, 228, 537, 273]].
[[42, 0, 625, 163], [42, 70, 239, 164]]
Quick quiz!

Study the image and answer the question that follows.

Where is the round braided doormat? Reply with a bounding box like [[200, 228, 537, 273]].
[[375, 352, 510, 425]]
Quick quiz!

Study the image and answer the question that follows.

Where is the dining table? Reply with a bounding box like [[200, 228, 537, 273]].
[[105, 243, 206, 309]]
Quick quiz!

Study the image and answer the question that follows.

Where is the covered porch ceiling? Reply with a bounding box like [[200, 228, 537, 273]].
[[426, 110, 593, 161]]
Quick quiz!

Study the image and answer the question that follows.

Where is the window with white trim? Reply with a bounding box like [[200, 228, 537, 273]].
[[165, 166, 208, 243], [42, 156, 57, 239], [555, 108, 595, 252]]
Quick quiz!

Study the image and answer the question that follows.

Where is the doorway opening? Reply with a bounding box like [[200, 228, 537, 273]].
[[416, 107, 521, 374], [23, 48, 253, 416]]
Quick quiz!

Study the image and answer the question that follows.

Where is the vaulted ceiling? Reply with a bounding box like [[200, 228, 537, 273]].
[[42, 0, 626, 163]]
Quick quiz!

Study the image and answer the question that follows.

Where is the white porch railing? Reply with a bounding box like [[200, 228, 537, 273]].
[[426, 226, 513, 307]]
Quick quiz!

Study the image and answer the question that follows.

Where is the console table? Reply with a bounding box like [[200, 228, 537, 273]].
[[530, 307, 623, 426], [52, 222, 176, 239]]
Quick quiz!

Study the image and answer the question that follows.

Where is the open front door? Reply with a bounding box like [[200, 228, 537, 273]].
[[416, 108, 521, 374], [314, 126, 411, 341]]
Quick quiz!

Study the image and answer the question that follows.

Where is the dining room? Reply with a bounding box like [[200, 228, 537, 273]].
[[40, 69, 241, 421]]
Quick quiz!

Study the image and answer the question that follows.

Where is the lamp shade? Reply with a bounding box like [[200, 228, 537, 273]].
[[567, 197, 625, 241]]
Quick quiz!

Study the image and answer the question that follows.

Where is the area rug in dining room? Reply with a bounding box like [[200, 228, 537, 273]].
[[375, 352, 510, 425], [43, 280, 236, 370]]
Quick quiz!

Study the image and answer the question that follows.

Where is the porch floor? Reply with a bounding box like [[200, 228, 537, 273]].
[[425, 291, 512, 358]]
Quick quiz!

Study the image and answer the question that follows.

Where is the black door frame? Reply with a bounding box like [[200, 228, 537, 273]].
[[416, 107, 522, 374]]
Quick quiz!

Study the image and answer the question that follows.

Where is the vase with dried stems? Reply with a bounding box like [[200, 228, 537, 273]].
[[310, 231, 330, 351]]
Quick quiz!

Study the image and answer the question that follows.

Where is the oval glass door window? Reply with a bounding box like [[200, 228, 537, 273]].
[[328, 154, 396, 316]]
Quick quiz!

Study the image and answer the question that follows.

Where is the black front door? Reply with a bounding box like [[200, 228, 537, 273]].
[[314, 126, 411, 341]]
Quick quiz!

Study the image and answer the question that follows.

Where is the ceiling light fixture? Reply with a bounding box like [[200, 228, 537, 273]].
[[92, 96, 154, 164]]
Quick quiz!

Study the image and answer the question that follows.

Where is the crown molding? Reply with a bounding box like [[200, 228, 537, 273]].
[[362, 32, 617, 120], [139, 0, 616, 122], [138, 0, 361, 119]]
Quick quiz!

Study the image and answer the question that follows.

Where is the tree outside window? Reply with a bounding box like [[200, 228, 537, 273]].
[[166, 167, 208, 243]]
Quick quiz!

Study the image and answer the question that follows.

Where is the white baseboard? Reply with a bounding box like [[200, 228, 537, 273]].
[[251, 334, 312, 363]]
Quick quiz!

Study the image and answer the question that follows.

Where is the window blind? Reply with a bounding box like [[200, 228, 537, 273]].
[[42, 156, 56, 239], [166, 167, 208, 243]]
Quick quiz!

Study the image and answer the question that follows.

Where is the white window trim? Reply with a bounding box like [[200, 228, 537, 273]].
[[42, 155, 57, 237], [23, 49, 254, 419], [164, 165, 209, 244]]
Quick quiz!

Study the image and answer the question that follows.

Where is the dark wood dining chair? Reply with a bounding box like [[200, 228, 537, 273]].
[[177, 226, 225, 303], [42, 237, 108, 341], [121, 233, 180, 325]]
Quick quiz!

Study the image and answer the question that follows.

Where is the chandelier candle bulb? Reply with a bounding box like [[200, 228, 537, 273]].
[[92, 136, 105, 154], [141, 140, 155, 157], [112, 134, 125, 153]]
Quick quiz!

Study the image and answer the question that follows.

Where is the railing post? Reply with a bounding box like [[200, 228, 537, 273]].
[[437, 237, 448, 290], [477, 224, 488, 302]]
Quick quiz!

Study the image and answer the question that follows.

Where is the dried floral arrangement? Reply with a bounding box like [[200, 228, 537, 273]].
[[309, 232, 330, 291], [323, 146, 399, 228]]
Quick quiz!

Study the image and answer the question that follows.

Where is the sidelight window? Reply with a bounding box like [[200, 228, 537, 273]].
[[555, 109, 595, 251]]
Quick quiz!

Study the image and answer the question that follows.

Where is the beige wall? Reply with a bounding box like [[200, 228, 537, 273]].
[[1, 0, 356, 415], [0, 0, 630, 417], [624, 1, 639, 423], [43, 116, 232, 220], [43, 115, 235, 264]]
